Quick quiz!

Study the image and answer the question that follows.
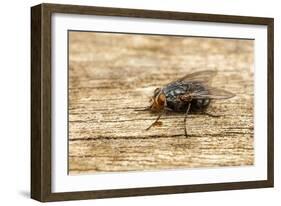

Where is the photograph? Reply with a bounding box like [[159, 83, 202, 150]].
[[68, 31, 254, 174]]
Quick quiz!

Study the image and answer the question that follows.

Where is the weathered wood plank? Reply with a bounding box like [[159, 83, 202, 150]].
[[68, 32, 254, 174], [69, 136, 253, 173]]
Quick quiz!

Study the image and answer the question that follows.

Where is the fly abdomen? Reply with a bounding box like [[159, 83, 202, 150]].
[[191, 98, 211, 112]]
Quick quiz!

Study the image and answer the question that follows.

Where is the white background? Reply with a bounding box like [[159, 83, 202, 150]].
[[52, 13, 268, 192], [0, 0, 279, 205]]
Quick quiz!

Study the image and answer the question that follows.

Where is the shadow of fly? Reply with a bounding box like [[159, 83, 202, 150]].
[[136, 70, 235, 137]]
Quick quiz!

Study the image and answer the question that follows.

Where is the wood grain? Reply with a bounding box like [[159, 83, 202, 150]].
[[68, 31, 254, 174]]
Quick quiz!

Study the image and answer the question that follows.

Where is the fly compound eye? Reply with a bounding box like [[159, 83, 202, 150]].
[[157, 93, 166, 106]]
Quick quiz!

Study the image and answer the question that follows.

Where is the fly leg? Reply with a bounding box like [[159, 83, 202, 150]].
[[184, 103, 191, 138], [203, 111, 221, 117], [135, 106, 151, 111], [146, 111, 164, 131]]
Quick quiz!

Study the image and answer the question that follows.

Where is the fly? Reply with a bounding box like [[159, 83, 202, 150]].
[[138, 70, 235, 137]]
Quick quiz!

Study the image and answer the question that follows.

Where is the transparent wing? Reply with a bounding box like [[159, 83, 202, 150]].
[[178, 70, 217, 83], [190, 87, 235, 100]]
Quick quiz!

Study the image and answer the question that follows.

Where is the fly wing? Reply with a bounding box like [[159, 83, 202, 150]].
[[178, 70, 217, 83], [165, 70, 234, 101], [190, 87, 235, 100]]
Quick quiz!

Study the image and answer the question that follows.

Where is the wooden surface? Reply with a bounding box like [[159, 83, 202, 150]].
[[68, 31, 254, 174]]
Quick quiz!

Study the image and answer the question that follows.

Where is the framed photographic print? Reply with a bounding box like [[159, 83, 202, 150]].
[[31, 3, 274, 202]]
